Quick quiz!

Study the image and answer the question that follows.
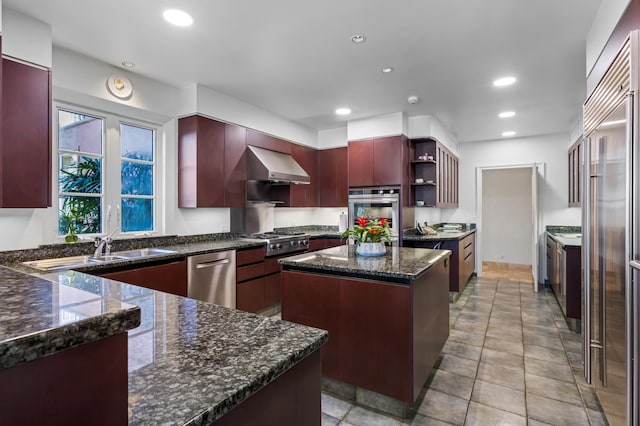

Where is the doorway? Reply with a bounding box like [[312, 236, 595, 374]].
[[476, 164, 542, 291]]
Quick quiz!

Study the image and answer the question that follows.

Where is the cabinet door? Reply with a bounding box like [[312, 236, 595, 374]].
[[237, 277, 265, 313], [290, 144, 317, 207], [1, 58, 51, 208], [178, 116, 225, 207], [348, 139, 374, 187], [101, 260, 188, 297], [224, 123, 247, 207], [264, 273, 282, 307], [318, 147, 348, 207], [373, 136, 403, 186]]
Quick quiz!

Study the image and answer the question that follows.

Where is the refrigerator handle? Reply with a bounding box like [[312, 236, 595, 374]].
[[630, 260, 640, 271]]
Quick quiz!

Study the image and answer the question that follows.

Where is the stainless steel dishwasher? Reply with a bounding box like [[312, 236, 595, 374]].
[[187, 250, 236, 308]]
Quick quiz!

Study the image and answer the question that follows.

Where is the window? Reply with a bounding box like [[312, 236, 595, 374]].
[[57, 107, 158, 237]]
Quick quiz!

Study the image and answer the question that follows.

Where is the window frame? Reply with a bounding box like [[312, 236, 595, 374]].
[[54, 102, 162, 240]]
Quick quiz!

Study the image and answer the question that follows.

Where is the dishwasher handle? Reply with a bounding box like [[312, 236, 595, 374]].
[[195, 258, 230, 269]]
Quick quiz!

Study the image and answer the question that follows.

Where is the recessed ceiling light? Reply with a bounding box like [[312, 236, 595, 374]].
[[121, 61, 135, 68], [163, 9, 194, 27], [502, 131, 516, 137], [382, 67, 393, 73], [498, 111, 516, 118], [351, 34, 366, 44], [335, 108, 352, 116], [493, 76, 516, 87]]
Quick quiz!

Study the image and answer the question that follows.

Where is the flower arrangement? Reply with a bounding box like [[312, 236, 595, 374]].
[[341, 216, 393, 244]]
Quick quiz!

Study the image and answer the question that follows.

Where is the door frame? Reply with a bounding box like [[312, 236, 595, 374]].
[[475, 163, 544, 291]]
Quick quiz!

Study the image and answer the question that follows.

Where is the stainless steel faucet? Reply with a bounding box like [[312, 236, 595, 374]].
[[93, 227, 121, 257]]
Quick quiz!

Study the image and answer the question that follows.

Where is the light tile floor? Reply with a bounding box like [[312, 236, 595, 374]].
[[319, 276, 608, 425]]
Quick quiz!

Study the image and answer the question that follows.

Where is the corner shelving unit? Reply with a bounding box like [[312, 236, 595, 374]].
[[410, 138, 458, 208]]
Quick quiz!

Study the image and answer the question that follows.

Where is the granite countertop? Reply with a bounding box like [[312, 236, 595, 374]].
[[278, 245, 451, 283], [402, 228, 476, 242], [53, 271, 327, 425], [546, 225, 581, 248], [0, 266, 140, 370]]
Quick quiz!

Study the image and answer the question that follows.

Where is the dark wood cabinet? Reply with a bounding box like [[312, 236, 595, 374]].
[[1, 57, 52, 208], [547, 234, 581, 329], [404, 232, 474, 296], [290, 144, 317, 207], [410, 138, 458, 208], [348, 136, 409, 188], [318, 147, 348, 207], [568, 138, 582, 207], [309, 237, 345, 251], [224, 123, 247, 207], [236, 247, 286, 313], [99, 259, 188, 297], [178, 115, 225, 208]]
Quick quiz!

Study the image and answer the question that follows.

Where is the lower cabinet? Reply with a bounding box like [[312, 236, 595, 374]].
[[404, 232, 475, 294], [309, 237, 344, 251], [98, 259, 188, 297], [236, 248, 283, 313], [546, 234, 581, 328]]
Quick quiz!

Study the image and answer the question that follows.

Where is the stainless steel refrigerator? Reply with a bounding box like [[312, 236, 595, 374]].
[[583, 31, 638, 426]]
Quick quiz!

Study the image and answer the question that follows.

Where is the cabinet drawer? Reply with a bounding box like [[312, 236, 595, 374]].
[[309, 239, 326, 251], [264, 257, 281, 275], [237, 248, 265, 266], [237, 262, 265, 282], [237, 277, 265, 313]]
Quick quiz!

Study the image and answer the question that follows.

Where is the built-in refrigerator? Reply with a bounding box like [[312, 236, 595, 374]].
[[583, 31, 638, 426]]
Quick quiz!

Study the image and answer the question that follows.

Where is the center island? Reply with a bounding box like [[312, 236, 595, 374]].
[[278, 244, 451, 418]]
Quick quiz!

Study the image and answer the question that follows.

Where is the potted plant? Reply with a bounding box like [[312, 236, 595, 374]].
[[341, 216, 393, 256]]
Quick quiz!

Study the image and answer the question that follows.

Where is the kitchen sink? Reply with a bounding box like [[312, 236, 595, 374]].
[[108, 248, 176, 258], [23, 248, 178, 271]]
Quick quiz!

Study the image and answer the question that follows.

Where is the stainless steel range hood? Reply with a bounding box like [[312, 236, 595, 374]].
[[246, 145, 310, 184]]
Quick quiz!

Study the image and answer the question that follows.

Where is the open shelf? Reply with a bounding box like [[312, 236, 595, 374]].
[[410, 159, 437, 164]]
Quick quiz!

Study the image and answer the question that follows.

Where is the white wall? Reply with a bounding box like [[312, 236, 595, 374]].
[[586, 0, 631, 75], [183, 84, 318, 148], [482, 168, 533, 265], [445, 133, 581, 228], [318, 127, 348, 149], [3, 8, 51, 67], [347, 112, 406, 140]]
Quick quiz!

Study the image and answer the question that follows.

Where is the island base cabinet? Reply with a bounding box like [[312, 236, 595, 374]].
[[0, 333, 128, 425], [215, 350, 321, 425], [282, 264, 449, 409]]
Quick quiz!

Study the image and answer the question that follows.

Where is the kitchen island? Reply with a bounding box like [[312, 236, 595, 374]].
[[279, 245, 451, 418], [1, 264, 327, 425]]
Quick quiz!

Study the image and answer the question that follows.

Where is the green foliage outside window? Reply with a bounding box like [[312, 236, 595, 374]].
[[59, 157, 102, 235]]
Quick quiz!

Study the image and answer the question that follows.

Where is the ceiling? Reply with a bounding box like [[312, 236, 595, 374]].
[[5, 0, 603, 143]]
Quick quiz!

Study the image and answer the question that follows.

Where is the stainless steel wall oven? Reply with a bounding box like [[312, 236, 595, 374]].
[[348, 187, 401, 246]]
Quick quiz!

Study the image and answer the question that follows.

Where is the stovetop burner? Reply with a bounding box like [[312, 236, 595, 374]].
[[240, 232, 310, 256]]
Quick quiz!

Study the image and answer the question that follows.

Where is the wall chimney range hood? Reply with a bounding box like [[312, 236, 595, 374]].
[[246, 145, 310, 184]]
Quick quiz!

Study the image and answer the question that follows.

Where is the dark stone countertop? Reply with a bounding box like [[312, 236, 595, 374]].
[[402, 228, 476, 242], [0, 266, 140, 370], [278, 245, 451, 283], [40, 270, 327, 425]]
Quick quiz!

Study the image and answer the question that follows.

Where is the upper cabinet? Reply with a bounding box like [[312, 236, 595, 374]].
[[347, 136, 409, 187], [290, 144, 317, 207], [178, 115, 226, 208], [247, 129, 291, 154], [317, 147, 348, 207], [410, 138, 458, 208], [1, 56, 52, 208], [568, 139, 582, 207]]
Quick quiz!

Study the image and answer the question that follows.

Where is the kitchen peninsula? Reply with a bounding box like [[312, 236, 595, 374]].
[[0, 258, 327, 425], [279, 245, 451, 417]]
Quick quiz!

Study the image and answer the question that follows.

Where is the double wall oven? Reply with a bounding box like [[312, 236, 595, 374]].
[[348, 187, 403, 246]]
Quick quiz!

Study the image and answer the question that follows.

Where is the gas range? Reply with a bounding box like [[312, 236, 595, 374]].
[[243, 232, 310, 257]]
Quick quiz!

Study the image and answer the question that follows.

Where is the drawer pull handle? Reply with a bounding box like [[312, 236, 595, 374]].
[[196, 259, 230, 269]]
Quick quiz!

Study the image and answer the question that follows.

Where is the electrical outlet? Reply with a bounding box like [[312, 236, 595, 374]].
[[220, 224, 230, 233]]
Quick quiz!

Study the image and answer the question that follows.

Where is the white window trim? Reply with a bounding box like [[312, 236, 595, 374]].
[[53, 101, 164, 241]]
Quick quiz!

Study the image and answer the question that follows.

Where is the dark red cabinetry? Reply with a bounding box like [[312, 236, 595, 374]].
[[568, 139, 582, 207], [410, 138, 458, 208], [348, 136, 409, 188], [290, 144, 317, 207], [98, 259, 188, 297], [236, 247, 286, 313], [224, 123, 247, 207], [317, 147, 348, 207], [178, 115, 225, 208], [247, 129, 291, 154], [1, 57, 52, 208]]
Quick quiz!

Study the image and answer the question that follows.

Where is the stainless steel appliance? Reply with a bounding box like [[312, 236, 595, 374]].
[[348, 187, 403, 246], [583, 31, 638, 426], [187, 250, 236, 308], [243, 232, 310, 257]]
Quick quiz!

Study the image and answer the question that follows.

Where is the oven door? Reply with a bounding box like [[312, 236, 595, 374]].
[[348, 193, 400, 246]]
